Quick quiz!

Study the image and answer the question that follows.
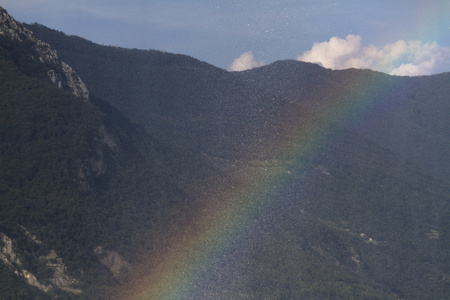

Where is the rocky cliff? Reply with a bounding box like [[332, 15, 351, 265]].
[[0, 7, 89, 100], [0, 231, 82, 295]]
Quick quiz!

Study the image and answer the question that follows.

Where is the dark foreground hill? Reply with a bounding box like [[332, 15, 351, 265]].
[[0, 13, 448, 299], [0, 8, 218, 299]]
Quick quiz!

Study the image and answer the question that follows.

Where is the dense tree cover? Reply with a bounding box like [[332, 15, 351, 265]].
[[0, 34, 215, 298], [0, 23, 445, 299], [26, 23, 292, 160]]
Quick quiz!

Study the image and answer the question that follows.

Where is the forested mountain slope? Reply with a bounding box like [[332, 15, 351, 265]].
[[27, 24, 450, 178], [0, 8, 216, 299], [238, 61, 450, 179], [0, 15, 447, 299], [26, 23, 295, 160]]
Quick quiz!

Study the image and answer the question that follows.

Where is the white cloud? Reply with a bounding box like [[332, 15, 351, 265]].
[[229, 51, 267, 71], [297, 34, 450, 76]]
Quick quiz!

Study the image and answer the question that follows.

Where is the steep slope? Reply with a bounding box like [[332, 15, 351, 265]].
[[26, 23, 294, 160], [12, 20, 450, 299], [0, 8, 217, 299], [0, 9, 88, 100]]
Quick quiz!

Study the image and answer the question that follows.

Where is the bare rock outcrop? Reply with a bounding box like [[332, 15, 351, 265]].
[[94, 246, 132, 278], [0, 6, 89, 100], [0, 231, 82, 295]]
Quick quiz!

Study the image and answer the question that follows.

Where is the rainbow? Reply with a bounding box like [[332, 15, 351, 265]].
[[120, 68, 397, 299]]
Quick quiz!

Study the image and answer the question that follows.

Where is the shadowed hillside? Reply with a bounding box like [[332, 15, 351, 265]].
[[0, 18, 446, 299], [0, 10, 218, 298]]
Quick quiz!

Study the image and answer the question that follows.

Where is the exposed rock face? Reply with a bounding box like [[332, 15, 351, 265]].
[[0, 6, 89, 100], [0, 233, 22, 269], [94, 246, 132, 278], [41, 250, 82, 294], [0, 231, 82, 295]]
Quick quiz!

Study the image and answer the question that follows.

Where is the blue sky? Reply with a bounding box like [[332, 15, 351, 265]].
[[2, 1, 450, 75]]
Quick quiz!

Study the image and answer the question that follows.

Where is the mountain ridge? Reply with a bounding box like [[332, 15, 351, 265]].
[[0, 8, 221, 298], [0, 10, 448, 299], [0, 8, 89, 100]]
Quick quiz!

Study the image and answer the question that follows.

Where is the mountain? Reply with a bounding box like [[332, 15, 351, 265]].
[[0, 9, 88, 100], [0, 8, 217, 299], [238, 61, 450, 179], [24, 23, 295, 160], [24, 23, 450, 177], [0, 8, 448, 299]]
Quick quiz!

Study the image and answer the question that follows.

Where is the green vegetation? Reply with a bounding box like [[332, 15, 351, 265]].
[[0, 21, 447, 299], [0, 30, 214, 298]]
